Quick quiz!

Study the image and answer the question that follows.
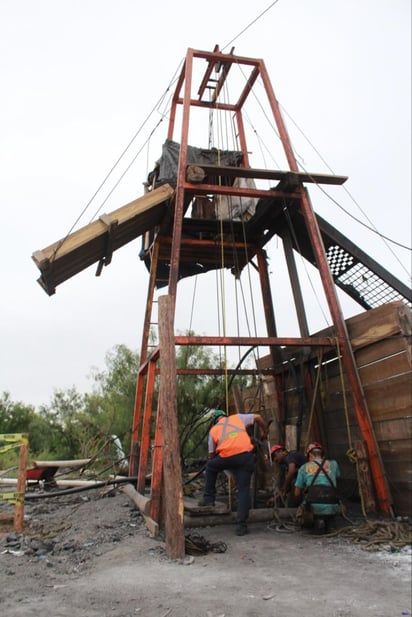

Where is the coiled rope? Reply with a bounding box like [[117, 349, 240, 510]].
[[326, 519, 412, 551], [184, 533, 227, 556]]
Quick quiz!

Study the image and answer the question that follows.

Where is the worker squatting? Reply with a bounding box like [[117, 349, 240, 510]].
[[199, 410, 340, 536]]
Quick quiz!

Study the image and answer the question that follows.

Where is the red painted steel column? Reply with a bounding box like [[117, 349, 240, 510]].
[[299, 187, 392, 513], [235, 110, 250, 167], [258, 58, 392, 515], [150, 397, 163, 525], [168, 48, 194, 311], [256, 248, 278, 343], [129, 368, 145, 477], [256, 247, 286, 427], [137, 357, 157, 494]]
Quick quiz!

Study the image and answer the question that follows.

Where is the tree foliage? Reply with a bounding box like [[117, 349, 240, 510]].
[[0, 392, 51, 466], [86, 344, 139, 454], [175, 341, 224, 463], [1, 338, 251, 470]]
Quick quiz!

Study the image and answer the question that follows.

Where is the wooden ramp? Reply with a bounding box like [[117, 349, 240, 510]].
[[32, 183, 175, 295]]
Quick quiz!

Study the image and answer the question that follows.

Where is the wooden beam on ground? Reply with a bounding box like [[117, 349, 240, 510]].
[[32, 459, 92, 468], [119, 484, 159, 537], [158, 295, 185, 559], [119, 483, 151, 516], [184, 497, 229, 515], [184, 507, 297, 527]]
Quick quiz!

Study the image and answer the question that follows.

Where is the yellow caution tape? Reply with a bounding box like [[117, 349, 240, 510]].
[[0, 433, 28, 442], [0, 443, 20, 454], [0, 433, 29, 453], [0, 492, 24, 505]]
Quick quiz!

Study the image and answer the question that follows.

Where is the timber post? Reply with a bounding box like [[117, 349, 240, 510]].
[[14, 435, 29, 533], [158, 295, 185, 559]]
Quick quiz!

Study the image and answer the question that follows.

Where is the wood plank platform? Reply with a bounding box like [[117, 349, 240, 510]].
[[184, 496, 230, 516]]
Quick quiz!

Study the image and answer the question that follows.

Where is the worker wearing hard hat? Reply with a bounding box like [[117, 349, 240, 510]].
[[294, 442, 341, 533], [270, 445, 306, 505], [199, 409, 268, 536]]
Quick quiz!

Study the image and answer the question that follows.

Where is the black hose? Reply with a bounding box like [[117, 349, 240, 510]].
[[183, 463, 206, 485], [227, 345, 257, 392]]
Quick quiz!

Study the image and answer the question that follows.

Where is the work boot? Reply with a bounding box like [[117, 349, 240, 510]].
[[325, 517, 337, 532], [311, 518, 326, 535], [235, 522, 248, 536], [198, 497, 215, 507]]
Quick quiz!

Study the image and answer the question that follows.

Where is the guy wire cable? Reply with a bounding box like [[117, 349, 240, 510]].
[[244, 62, 411, 273], [49, 57, 184, 263]]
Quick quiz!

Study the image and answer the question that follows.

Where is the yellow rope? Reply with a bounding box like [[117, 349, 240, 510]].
[[335, 338, 368, 519], [211, 81, 233, 510], [327, 520, 412, 551], [336, 338, 352, 451], [302, 348, 323, 449]]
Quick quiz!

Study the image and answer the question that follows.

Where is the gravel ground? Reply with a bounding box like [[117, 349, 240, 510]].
[[0, 488, 411, 617]]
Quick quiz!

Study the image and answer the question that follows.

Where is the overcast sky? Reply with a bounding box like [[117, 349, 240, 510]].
[[1, 0, 411, 409]]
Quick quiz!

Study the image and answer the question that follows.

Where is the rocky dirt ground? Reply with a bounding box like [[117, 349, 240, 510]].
[[0, 487, 411, 617]]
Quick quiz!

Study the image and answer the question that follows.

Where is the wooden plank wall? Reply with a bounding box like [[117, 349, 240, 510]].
[[254, 301, 412, 516], [348, 302, 411, 516]]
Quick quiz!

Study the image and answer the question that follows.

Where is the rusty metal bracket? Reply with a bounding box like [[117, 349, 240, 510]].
[[96, 215, 118, 276]]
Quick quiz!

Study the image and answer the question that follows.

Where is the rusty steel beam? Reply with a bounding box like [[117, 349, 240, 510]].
[[167, 49, 194, 309], [257, 248, 280, 369], [174, 335, 335, 347], [282, 230, 310, 337], [137, 357, 157, 495], [155, 47, 392, 518], [258, 55, 392, 514], [175, 368, 275, 375], [197, 44, 220, 99]]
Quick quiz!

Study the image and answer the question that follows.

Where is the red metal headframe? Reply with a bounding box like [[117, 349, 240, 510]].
[[163, 46, 392, 515]]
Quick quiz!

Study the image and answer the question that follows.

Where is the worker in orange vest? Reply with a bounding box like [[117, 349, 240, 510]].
[[199, 409, 268, 536]]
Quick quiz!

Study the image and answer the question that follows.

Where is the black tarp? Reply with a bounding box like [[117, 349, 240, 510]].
[[155, 139, 243, 185]]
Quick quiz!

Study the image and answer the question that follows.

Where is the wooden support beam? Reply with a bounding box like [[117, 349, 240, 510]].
[[158, 295, 185, 559], [186, 164, 348, 186], [95, 214, 119, 274], [354, 440, 377, 512], [184, 507, 297, 527], [14, 437, 29, 533], [32, 183, 174, 295]]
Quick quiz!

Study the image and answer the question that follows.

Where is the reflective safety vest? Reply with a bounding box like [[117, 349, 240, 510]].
[[210, 415, 254, 458]]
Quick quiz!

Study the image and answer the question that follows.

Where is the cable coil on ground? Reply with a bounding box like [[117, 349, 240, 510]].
[[184, 533, 227, 556], [329, 519, 412, 551]]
